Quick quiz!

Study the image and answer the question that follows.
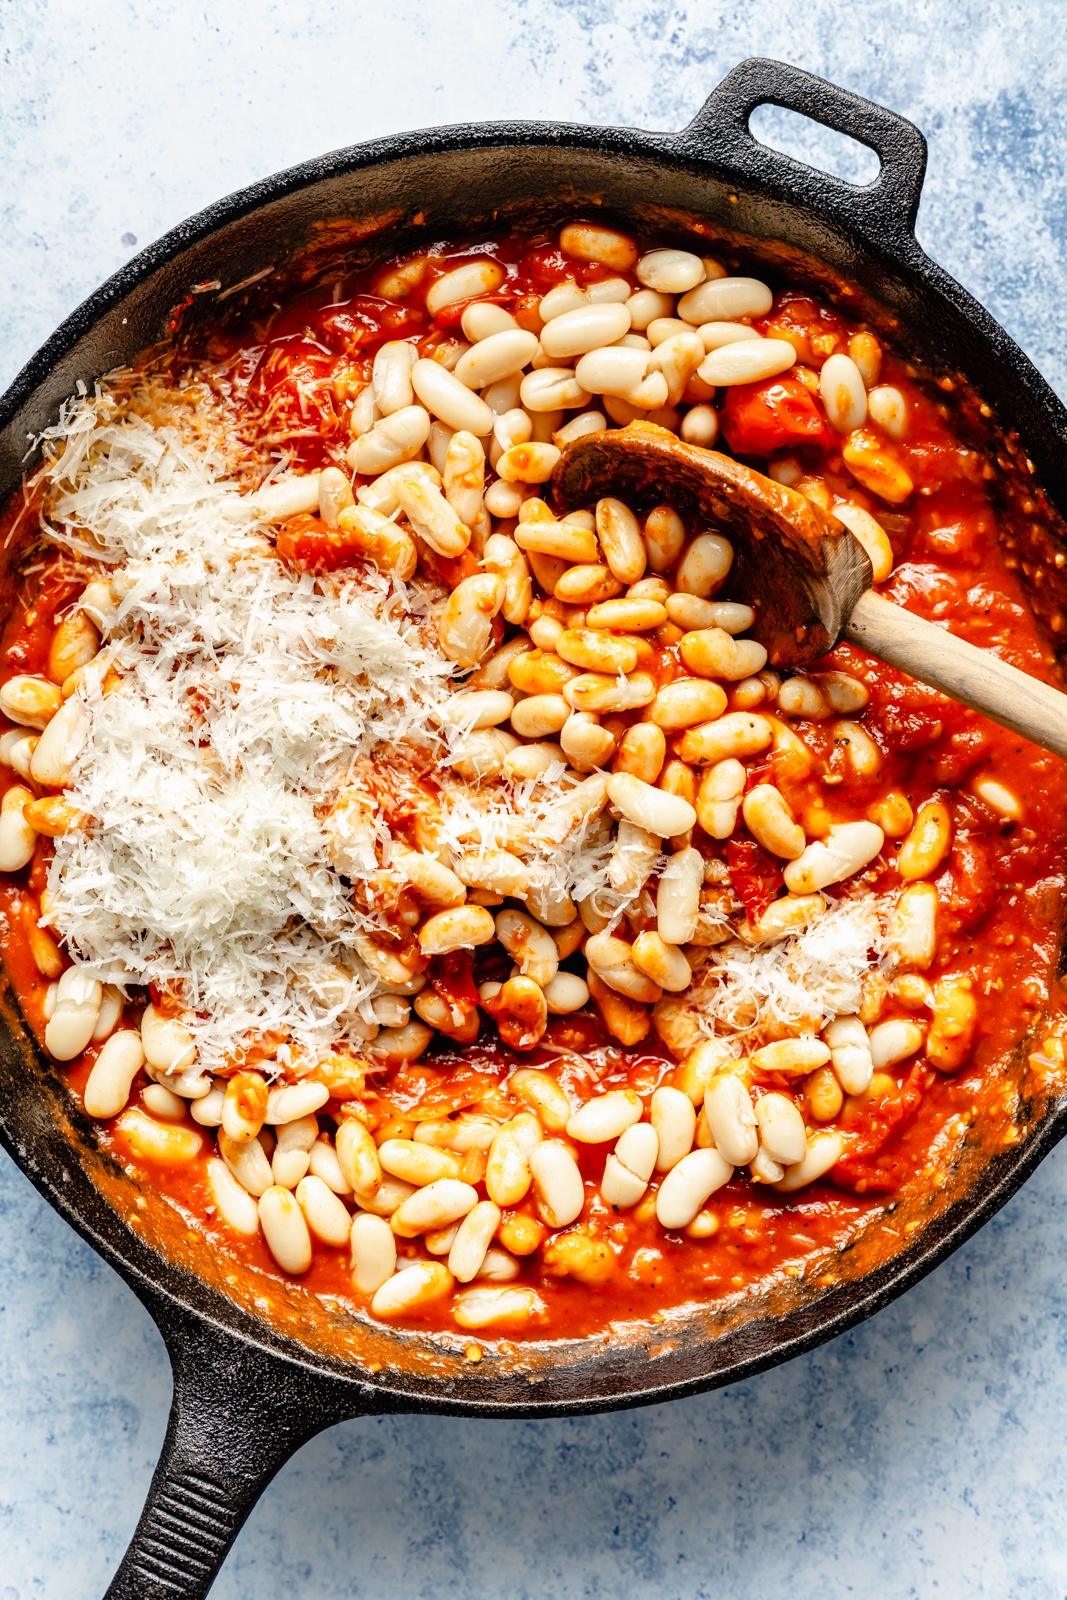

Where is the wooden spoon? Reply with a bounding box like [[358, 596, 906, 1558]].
[[552, 424, 1067, 760]]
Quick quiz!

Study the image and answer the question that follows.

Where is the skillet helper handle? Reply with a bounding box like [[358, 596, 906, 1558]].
[[682, 57, 928, 242], [845, 590, 1067, 760], [104, 1318, 356, 1600]]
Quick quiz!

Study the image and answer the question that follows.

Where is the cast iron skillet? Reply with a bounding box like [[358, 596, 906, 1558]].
[[3, 58, 1067, 1600]]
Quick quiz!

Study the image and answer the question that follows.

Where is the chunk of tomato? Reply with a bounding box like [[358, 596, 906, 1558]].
[[726, 837, 784, 922], [275, 514, 362, 573], [720, 375, 834, 459]]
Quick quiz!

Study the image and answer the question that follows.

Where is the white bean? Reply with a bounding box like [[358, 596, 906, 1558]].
[[680, 405, 719, 446], [868, 1018, 924, 1068], [495, 441, 561, 484], [566, 1089, 642, 1143], [140, 1003, 196, 1073], [540, 303, 631, 359], [455, 329, 539, 389], [887, 882, 938, 970], [649, 330, 706, 406], [553, 409, 607, 444], [607, 771, 696, 837], [391, 1178, 479, 1236], [656, 1147, 733, 1229], [8, 735, 37, 778], [426, 260, 506, 316], [419, 904, 496, 956], [29, 695, 89, 787], [219, 1131, 274, 1197], [703, 1074, 758, 1165], [636, 248, 705, 294], [253, 473, 322, 522], [615, 1121, 659, 1182], [477, 1246, 522, 1282], [632, 930, 691, 993], [696, 320, 762, 351], [439, 689, 517, 733], [773, 1131, 843, 1193], [626, 289, 674, 330], [83, 1030, 145, 1118], [461, 302, 517, 341], [438, 572, 505, 666], [272, 1115, 319, 1188], [651, 1086, 696, 1171], [448, 1199, 502, 1282], [675, 533, 733, 597], [191, 1086, 226, 1127], [207, 1158, 261, 1234], [348, 385, 380, 439], [0, 787, 37, 871], [823, 1016, 874, 1095], [601, 1153, 648, 1209], [833, 503, 894, 584], [529, 1140, 585, 1226], [868, 384, 908, 439], [453, 1286, 544, 1328], [265, 1081, 330, 1125], [296, 1174, 352, 1246], [356, 458, 440, 516], [820, 353, 867, 432], [678, 276, 773, 323], [574, 345, 649, 398], [495, 908, 559, 987], [749, 1146, 786, 1185], [92, 985, 124, 1042], [259, 1185, 313, 1273], [511, 693, 570, 740], [443, 430, 487, 528], [753, 1092, 807, 1166], [45, 966, 103, 1061], [350, 1174, 415, 1216], [347, 406, 432, 475], [698, 339, 796, 386], [656, 847, 704, 944], [783, 821, 884, 893], [504, 741, 564, 780], [371, 1261, 455, 1315], [543, 972, 590, 1014], [350, 1213, 397, 1294], [333, 1119, 381, 1195], [520, 368, 591, 412], [141, 1083, 188, 1122], [371, 340, 415, 415]]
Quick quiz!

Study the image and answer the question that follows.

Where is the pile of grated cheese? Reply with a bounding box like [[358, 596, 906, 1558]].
[[39, 391, 464, 1070], [690, 895, 889, 1043]]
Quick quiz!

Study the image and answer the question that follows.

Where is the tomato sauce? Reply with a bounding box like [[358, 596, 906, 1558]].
[[2, 223, 1067, 1347]]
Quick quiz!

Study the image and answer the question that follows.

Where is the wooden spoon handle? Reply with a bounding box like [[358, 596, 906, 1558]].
[[844, 590, 1067, 760]]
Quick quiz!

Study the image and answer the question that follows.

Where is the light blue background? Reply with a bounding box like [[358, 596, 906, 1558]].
[[3, 2, 1067, 1595]]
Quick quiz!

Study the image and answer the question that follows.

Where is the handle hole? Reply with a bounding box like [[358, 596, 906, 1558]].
[[749, 104, 881, 187]]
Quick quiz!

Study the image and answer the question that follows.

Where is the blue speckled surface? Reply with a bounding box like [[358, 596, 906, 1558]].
[[3, 4, 1067, 1595]]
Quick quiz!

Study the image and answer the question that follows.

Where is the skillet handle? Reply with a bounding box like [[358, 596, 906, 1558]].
[[680, 57, 928, 242], [103, 1309, 372, 1599]]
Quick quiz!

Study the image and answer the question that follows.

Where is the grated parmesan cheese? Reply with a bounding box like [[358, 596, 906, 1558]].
[[690, 894, 889, 1044], [39, 391, 464, 1071]]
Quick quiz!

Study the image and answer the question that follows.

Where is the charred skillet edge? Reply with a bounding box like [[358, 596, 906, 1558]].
[[552, 425, 873, 664]]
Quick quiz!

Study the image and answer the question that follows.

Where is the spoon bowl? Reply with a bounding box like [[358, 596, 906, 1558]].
[[553, 424, 1067, 760]]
